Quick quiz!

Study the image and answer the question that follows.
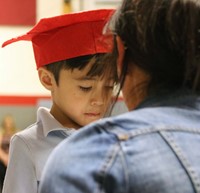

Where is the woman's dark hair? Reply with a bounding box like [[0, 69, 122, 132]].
[[45, 53, 118, 85], [109, 0, 200, 95]]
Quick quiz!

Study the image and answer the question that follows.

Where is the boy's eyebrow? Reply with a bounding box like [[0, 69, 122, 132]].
[[74, 75, 115, 81], [74, 76, 97, 81]]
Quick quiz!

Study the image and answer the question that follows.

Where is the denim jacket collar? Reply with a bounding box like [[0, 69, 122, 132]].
[[136, 89, 200, 110]]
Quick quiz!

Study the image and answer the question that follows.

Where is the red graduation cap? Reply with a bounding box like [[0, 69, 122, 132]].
[[2, 9, 114, 69]]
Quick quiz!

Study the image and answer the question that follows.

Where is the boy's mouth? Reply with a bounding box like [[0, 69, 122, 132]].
[[84, 113, 101, 117]]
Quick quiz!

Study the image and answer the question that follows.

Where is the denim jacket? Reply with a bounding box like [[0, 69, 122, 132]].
[[39, 91, 200, 193]]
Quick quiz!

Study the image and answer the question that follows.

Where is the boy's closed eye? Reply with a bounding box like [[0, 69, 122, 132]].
[[105, 85, 114, 90], [104, 79, 115, 90], [79, 86, 92, 92]]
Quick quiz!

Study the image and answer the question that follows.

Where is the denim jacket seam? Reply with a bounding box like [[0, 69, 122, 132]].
[[119, 142, 130, 193], [159, 131, 200, 193], [113, 126, 200, 192], [95, 142, 128, 193], [113, 126, 200, 140], [94, 143, 119, 193]]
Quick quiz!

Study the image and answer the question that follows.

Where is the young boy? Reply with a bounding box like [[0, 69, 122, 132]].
[[1, 9, 116, 193]]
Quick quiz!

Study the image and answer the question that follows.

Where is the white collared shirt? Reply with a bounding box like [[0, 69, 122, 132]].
[[2, 107, 75, 193]]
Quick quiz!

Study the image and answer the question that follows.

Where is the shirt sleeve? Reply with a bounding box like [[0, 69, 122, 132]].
[[2, 135, 37, 193], [39, 134, 98, 193], [39, 123, 119, 193]]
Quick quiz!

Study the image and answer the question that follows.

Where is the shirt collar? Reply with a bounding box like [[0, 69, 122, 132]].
[[36, 107, 75, 137]]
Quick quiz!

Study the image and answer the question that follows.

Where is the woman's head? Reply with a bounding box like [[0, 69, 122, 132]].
[[109, 0, 200, 101], [1, 114, 16, 134]]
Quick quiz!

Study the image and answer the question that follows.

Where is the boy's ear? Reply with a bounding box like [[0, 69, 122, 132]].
[[38, 67, 54, 91], [116, 36, 125, 77]]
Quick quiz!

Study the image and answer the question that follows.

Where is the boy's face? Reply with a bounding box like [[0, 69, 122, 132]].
[[49, 63, 114, 129]]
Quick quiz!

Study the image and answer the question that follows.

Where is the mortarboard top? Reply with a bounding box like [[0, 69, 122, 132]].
[[2, 9, 115, 69]]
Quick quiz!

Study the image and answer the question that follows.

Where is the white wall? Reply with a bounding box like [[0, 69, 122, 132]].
[[0, 0, 63, 96], [71, 0, 121, 11], [0, 0, 121, 96]]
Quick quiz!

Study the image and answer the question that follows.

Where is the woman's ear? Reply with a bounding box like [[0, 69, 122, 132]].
[[116, 36, 125, 76], [38, 67, 54, 91]]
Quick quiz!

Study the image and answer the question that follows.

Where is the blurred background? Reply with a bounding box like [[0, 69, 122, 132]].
[[0, 0, 126, 130]]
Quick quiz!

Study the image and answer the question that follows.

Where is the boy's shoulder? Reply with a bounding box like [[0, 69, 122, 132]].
[[12, 120, 44, 142]]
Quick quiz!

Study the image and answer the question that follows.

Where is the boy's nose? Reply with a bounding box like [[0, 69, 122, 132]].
[[90, 90, 105, 106], [91, 100, 104, 106]]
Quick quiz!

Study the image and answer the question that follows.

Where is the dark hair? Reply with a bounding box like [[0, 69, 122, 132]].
[[108, 0, 200, 95], [46, 54, 118, 85]]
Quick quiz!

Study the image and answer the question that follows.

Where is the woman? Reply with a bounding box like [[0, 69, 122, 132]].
[[0, 115, 17, 191], [39, 0, 200, 192]]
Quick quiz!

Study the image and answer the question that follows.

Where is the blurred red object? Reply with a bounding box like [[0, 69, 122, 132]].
[[0, 0, 36, 26]]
